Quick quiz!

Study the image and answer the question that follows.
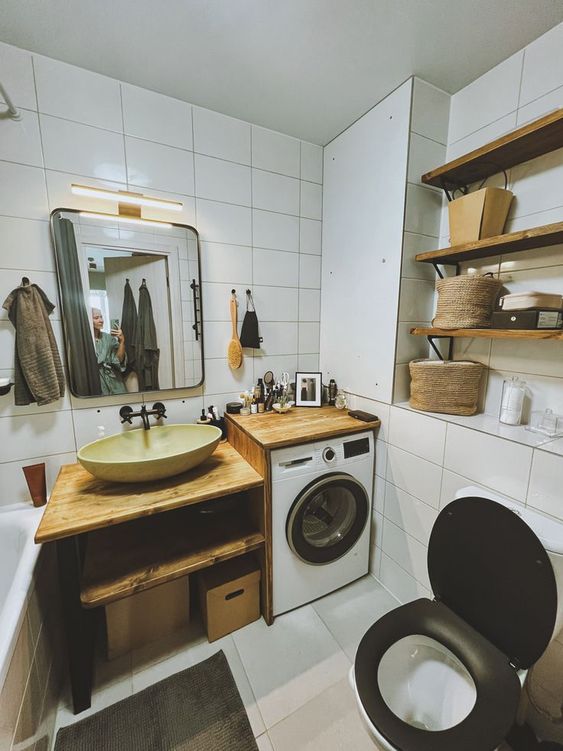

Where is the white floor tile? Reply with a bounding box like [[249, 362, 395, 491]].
[[256, 732, 275, 751], [233, 605, 350, 729], [312, 576, 398, 661]]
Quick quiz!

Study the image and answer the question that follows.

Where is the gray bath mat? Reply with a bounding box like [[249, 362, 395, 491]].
[[55, 650, 258, 751]]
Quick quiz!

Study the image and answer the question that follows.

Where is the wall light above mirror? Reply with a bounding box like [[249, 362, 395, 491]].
[[70, 184, 184, 213]]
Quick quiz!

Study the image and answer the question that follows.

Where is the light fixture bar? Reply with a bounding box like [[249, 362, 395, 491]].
[[71, 184, 183, 212], [79, 211, 173, 229]]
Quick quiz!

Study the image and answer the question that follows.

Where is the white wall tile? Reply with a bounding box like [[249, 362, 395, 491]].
[[298, 322, 320, 354], [252, 210, 299, 252], [252, 169, 300, 215], [375, 438, 387, 480], [374, 475, 385, 515], [0, 451, 76, 507], [0, 218, 52, 271], [300, 142, 323, 183], [0, 42, 37, 110], [0, 411, 75, 463], [0, 162, 48, 220], [411, 79, 450, 144], [386, 445, 442, 508], [388, 406, 446, 464], [520, 23, 563, 107], [259, 322, 298, 355], [45, 169, 126, 213], [299, 218, 322, 254], [439, 468, 518, 509], [34, 55, 122, 131], [407, 134, 446, 189], [397, 278, 434, 322], [194, 154, 251, 206], [516, 85, 563, 126], [444, 423, 533, 502], [203, 357, 252, 395], [401, 232, 440, 281], [446, 112, 517, 162], [395, 322, 430, 364], [300, 181, 322, 220], [379, 552, 431, 603], [298, 289, 321, 321], [404, 184, 442, 237], [252, 127, 300, 177], [200, 242, 252, 284], [192, 107, 251, 165], [382, 518, 431, 589], [196, 199, 252, 245], [0, 109, 43, 168], [297, 353, 320, 371], [254, 354, 298, 379], [201, 282, 250, 321], [201, 321, 231, 359], [253, 286, 299, 322], [528, 449, 563, 522], [121, 84, 192, 149], [384, 482, 439, 546], [125, 136, 194, 195], [253, 248, 299, 287], [41, 115, 126, 182], [299, 254, 321, 289]]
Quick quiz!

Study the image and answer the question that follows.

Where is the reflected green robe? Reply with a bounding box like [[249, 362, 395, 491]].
[[95, 332, 127, 395]]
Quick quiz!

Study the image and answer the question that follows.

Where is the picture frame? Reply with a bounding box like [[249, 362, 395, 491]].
[[295, 371, 322, 407]]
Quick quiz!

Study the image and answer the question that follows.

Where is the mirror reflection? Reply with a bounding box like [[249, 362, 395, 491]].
[[51, 210, 203, 398]]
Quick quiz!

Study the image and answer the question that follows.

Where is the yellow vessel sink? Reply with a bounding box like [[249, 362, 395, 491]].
[[77, 424, 223, 483]]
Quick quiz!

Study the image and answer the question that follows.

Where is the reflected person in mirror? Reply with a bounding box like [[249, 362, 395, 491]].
[[91, 308, 128, 395]]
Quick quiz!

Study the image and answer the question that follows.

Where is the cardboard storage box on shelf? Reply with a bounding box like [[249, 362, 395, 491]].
[[198, 554, 261, 642], [448, 187, 513, 245], [106, 576, 190, 659]]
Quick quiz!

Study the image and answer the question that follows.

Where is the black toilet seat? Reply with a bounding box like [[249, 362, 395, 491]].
[[355, 598, 521, 751]]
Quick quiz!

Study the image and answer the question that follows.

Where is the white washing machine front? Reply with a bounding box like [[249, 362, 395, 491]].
[[271, 432, 374, 616]]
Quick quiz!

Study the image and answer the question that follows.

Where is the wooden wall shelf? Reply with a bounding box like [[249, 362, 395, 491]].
[[422, 109, 563, 189], [411, 327, 563, 341], [415, 222, 563, 265]]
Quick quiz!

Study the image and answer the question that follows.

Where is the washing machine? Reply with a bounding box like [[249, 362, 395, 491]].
[[271, 430, 374, 616]]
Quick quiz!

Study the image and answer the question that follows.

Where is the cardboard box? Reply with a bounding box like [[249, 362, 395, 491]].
[[105, 576, 189, 659], [198, 555, 261, 642], [448, 187, 513, 245]]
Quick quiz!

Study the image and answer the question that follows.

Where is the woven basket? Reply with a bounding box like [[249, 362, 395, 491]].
[[409, 359, 485, 416], [433, 275, 502, 329]]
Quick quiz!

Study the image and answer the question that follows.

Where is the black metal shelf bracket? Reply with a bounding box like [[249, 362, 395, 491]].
[[427, 334, 454, 361]]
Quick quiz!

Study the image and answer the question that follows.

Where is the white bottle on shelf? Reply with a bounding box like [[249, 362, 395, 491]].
[[499, 377, 526, 426]]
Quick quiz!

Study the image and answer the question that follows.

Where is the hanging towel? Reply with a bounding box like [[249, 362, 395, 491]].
[[3, 282, 65, 406], [135, 282, 160, 391], [120, 279, 138, 375]]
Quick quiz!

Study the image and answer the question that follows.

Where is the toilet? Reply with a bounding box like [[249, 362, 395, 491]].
[[351, 488, 563, 751]]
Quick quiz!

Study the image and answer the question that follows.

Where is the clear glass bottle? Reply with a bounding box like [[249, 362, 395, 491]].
[[499, 377, 526, 426], [334, 390, 347, 410]]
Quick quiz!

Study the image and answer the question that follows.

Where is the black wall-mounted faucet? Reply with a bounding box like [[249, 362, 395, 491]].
[[119, 402, 167, 430]]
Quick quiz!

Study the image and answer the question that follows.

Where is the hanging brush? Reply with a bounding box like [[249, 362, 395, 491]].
[[227, 290, 243, 369]]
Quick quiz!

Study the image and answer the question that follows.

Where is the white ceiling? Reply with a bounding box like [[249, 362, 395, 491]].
[[1, 0, 562, 144]]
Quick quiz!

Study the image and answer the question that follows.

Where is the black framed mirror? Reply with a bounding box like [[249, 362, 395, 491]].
[[50, 209, 203, 398]]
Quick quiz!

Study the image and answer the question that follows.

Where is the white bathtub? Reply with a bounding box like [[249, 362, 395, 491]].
[[0, 503, 44, 691]]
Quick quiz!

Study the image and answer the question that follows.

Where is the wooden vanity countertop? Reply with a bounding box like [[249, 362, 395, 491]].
[[225, 405, 380, 449], [35, 441, 263, 544]]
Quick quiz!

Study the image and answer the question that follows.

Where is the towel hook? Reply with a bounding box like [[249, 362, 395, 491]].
[[21, 276, 30, 286]]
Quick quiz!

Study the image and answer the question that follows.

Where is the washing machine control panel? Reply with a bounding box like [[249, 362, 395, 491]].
[[271, 431, 374, 480], [322, 447, 336, 463]]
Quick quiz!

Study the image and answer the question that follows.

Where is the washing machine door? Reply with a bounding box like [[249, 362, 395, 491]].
[[286, 472, 369, 565]]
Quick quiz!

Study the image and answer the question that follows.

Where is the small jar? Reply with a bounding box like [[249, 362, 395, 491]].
[[334, 390, 347, 410], [240, 407, 251, 416]]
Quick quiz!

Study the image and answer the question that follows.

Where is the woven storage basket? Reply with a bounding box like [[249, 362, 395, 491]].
[[409, 359, 485, 416], [433, 275, 502, 329]]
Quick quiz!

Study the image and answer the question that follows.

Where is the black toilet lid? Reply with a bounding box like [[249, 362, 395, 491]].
[[428, 497, 557, 669]]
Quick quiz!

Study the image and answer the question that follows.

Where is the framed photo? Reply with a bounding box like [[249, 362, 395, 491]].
[[295, 371, 322, 407]]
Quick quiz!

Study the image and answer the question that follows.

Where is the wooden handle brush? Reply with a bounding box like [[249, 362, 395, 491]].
[[228, 291, 243, 369]]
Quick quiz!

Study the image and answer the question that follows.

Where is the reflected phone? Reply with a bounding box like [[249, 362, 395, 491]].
[[111, 318, 120, 331]]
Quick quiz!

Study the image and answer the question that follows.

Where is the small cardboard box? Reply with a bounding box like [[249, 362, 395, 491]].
[[448, 187, 513, 245], [106, 576, 189, 659], [198, 555, 261, 642]]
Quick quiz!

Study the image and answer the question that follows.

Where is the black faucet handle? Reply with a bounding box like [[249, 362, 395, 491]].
[[119, 405, 134, 424], [152, 402, 167, 419]]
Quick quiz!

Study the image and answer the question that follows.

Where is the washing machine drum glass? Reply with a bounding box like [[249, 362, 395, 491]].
[[287, 472, 369, 564]]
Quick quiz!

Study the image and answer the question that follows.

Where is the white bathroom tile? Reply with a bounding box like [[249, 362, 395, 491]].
[[253, 286, 299, 322], [0, 109, 43, 168], [0, 218, 52, 271], [201, 282, 250, 321], [253, 248, 299, 288], [510, 149, 563, 219], [379, 552, 431, 604], [312, 576, 397, 661], [0, 42, 37, 110], [519, 23, 563, 107], [0, 451, 76, 507], [297, 354, 319, 371], [200, 242, 252, 284], [439, 468, 522, 509], [71, 402, 143, 447], [193, 106, 251, 165], [252, 209, 299, 253], [299, 218, 322, 255], [298, 322, 320, 354], [125, 136, 194, 195], [44, 169, 126, 213], [444, 423, 533, 502], [407, 133, 446, 189], [489, 337, 563, 380], [0, 161, 48, 220], [203, 357, 252, 395], [386, 445, 442, 508], [41, 115, 126, 182], [446, 113, 517, 162], [371, 511, 384, 577], [256, 734, 274, 751], [196, 199, 252, 245], [299, 254, 321, 289], [300, 142, 323, 184], [194, 154, 251, 206], [404, 184, 442, 237], [34, 55, 122, 131], [393, 363, 411, 405], [411, 79, 450, 144], [202, 321, 233, 360], [374, 475, 385, 515], [397, 278, 435, 322], [395, 322, 431, 365], [401, 232, 442, 281], [448, 51, 523, 143], [516, 85, 563, 127], [121, 83, 192, 149], [254, 354, 298, 381], [0, 411, 75, 463], [232, 604, 350, 729], [300, 181, 323, 220], [528, 449, 563, 522], [259, 322, 298, 356], [382, 518, 431, 589], [375, 438, 387, 480], [298, 289, 321, 322], [252, 169, 300, 215], [384, 482, 439, 546], [388, 406, 446, 465], [252, 127, 300, 178]]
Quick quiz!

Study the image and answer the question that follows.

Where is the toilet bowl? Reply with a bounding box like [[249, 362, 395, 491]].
[[352, 489, 563, 751]]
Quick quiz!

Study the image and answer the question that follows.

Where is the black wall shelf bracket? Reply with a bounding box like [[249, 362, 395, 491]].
[[427, 334, 454, 361]]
